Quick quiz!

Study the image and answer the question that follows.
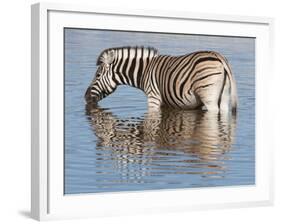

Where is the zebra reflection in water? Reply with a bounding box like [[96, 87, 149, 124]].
[[85, 103, 237, 183]]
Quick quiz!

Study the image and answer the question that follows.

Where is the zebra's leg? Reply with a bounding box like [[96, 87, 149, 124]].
[[147, 95, 162, 112], [201, 100, 219, 113], [195, 75, 224, 113]]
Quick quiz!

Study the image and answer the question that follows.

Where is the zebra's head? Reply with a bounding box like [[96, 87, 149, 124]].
[[85, 49, 118, 104], [85, 46, 159, 105]]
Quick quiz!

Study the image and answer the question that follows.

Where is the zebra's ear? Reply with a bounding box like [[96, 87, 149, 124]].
[[102, 49, 115, 65]]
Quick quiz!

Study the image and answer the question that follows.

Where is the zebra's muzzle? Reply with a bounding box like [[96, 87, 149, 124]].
[[85, 87, 99, 105]]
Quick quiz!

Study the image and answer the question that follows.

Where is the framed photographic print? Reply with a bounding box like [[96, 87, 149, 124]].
[[31, 2, 274, 221]]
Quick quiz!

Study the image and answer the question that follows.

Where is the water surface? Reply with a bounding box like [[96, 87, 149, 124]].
[[64, 29, 255, 194]]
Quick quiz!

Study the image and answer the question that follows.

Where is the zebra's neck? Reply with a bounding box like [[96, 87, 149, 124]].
[[111, 47, 158, 91]]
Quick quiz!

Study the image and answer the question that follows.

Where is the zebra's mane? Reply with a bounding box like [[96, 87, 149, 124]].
[[96, 46, 159, 65]]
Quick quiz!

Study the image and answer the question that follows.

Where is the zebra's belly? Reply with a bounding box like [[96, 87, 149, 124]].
[[161, 91, 202, 109]]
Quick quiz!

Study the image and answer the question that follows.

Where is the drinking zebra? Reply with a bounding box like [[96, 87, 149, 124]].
[[85, 46, 238, 113]]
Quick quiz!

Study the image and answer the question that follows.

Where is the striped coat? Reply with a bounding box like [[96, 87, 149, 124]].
[[85, 46, 237, 113]]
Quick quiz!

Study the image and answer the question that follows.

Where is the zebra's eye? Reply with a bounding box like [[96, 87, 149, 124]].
[[95, 64, 109, 79], [96, 72, 101, 79], [95, 66, 103, 79]]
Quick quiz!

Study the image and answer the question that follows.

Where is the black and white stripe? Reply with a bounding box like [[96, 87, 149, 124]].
[[85, 46, 238, 113]]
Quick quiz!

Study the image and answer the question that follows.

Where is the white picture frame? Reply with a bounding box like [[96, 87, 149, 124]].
[[31, 2, 274, 221]]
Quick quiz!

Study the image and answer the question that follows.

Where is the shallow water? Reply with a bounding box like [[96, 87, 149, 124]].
[[64, 29, 255, 194]]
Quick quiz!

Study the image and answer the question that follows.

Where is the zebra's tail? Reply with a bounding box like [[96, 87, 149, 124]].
[[229, 70, 238, 114], [213, 52, 238, 113], [227, 68, 238, 114]]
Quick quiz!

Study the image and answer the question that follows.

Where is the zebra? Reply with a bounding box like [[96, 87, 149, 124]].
[[85, 46, 238, 113]]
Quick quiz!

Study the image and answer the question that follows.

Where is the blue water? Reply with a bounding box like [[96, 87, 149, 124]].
[[64, 28, 255, 194]]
